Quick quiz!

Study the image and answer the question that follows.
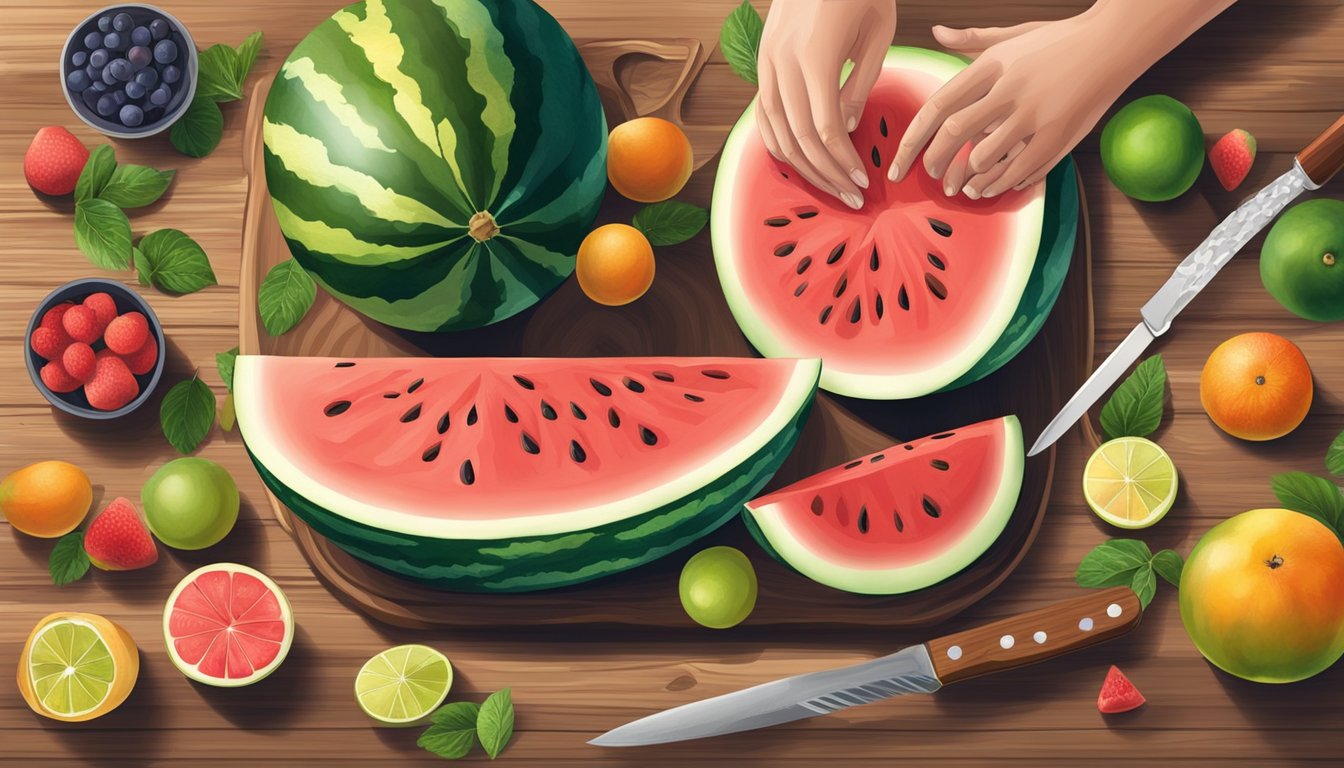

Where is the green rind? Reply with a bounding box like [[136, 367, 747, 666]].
[[246, 394, 815, 593]]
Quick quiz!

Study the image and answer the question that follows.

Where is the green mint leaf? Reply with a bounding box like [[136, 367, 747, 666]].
[[1271, 472, 1344, 537], [170, 96, 225, 158], [1151, 549, 1183, 587], [216, 347, 239, 393], [1130, 563, 1157, 609], [258, 259, 316, 336], [476, 689, 515, 760], [719, 0, 764, 85], [99, 165, 175, 209], [1074, 538, 1152, 588], [134, 246, 151, 285], [74, 198, 133, 270], [50, 531, 90, 586], [1099, 355, 1166, 440], [1328, 431, 1344, 477], [234, 31, 263, 88], [137, 229, 217, 294], [75, 144, 117, 202], [418, 701, 480, 760], [196, 43, 243, 102], [632, 201, 709, 246], [160, 375, 215, 454]]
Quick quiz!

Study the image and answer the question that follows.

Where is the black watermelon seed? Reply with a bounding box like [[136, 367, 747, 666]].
[[929, 218, 953, 237], [774, 242, 797, 257], [334, 361, 356, 368], [833, 274, 848, 298], [927, 253, 946, 270], [460, 460, 475, 485], [702, 370, 730, 380], [608, 408, 621, 428], [811, 496, 824, 515], [639, 426, 658, 446], [894, 509, 905, 532], [932, 432, 955, 440], [437, 412, 450, 434], [653, 371, 675, 382], [879, 117, 888, 137], [569, 440, 587, 463], [844, 460, 863, 470], [870, 145, 881, 168], [931, 459, 950, 471], [540, 401, 557, 420], [797, 209, 819, 219], [764, 216, 790, 227], [796, 256, 813, 275], [521, 432, 540, 454], [848, 297, 862, 324], [781, 171, 789, 180], [504, 404, 518, 423], [382, 392, 400, 399], [870, 454, 885, 463], [570, 402, 587, 420], [512, 375, 534, 390], [903, 444, 915, 451], [875, 293, 885, 319], [590, 378, 612, 396], [827, 242, 846, 264], [422, 442, 441, 462], [898, 285, 910, 310], [857, 507, 869, 534], [324, 401, 351, 417], [466, 405, 478, 426], [922, 496, 941, 518], [794, 281, 809, 297], [925, 273, 948, 300], [684, 393, 704, 402], [870, 247, 880, 272], [400, 404, 421, 423], [819, 305, 833, 325], [623, 376, 645, 393], [407, 378, 424, 394]]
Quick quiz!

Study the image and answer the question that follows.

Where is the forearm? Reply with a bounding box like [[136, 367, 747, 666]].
[[1082, 0, 1239, 80]]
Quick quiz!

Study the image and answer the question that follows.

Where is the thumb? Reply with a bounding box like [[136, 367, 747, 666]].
[[840, 28, 893, 132], [932, 22, 1047, 55]]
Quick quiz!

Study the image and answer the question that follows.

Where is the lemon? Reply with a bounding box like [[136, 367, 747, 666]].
[[355, 644, 453, 726], [1084, 437, 1179, 529], [17, 612, 139, 722]]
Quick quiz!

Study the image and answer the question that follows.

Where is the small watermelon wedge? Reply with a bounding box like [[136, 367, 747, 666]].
[[163, 563, 294, 687], [1097, 665, 1146, 714]]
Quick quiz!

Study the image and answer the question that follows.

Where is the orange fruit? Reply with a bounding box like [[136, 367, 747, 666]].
[[1199, 332, 1312, 441], [576, 224, 656, 306], [0, 460, 93, 538], [17, 611, 139, 721], [607, 117, 693, 203]]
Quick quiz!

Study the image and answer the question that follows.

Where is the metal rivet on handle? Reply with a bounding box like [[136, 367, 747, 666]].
[[947, 645, 963, 661], [1033, 631, 1047, 644], [999, 635, 1015, 650], [1107, 603, 1123, 618], [1079, 617, 1095, 631]]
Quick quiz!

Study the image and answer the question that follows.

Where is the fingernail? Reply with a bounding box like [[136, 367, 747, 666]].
[[928, 165, 943, 180], [887, 162, 900, 182], [842, 192, 863, 210], [846, 116, 858, 132], [964, 186, 981, 200], [850, 169, 869, 189], [944, 181, 957, 196]]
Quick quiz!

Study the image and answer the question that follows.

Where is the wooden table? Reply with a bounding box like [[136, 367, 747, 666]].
[[4, 0, 1343, 764]]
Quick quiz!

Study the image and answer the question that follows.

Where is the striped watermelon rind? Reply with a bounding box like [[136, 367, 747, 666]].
[[263, 0, 607, 332]]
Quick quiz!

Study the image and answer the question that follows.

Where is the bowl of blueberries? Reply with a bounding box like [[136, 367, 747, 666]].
[[60, 4, 197, 138]]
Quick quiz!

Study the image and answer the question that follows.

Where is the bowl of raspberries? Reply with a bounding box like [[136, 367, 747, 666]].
[[25, 278, 165, 418]]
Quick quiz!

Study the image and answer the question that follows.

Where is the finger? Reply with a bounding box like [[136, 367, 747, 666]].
[[981, 138, 1057, 197], [888, 64, 996, 182], [839, 22, 894, 132], [804, 65, 870, 190], [941, 141, 974, 196], [1012, 151, 1070, 191], [921, 96, 1007, 180], [962, 140, 1027, 199], [931, 22, 1050, 55], [756, 63, 787, 162], [967, 115, 1030, 175], [781, 63, 863, 206], [763, 75, 851, 206]]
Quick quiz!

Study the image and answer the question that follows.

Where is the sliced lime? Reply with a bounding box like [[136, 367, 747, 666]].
[[28, 618, 117, 718], [1084, 437, 1179, 529], [355, 644, 452, 726]]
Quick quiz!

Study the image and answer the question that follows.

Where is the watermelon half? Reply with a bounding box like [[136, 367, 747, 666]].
[[263, 0, 607, 333], [235, 356, 820, 592], [744, 416, 1024, 594], [713, 47, 1079, 400]]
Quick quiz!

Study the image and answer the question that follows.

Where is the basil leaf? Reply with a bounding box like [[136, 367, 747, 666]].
[[1151, 549, 1184, 587], [1099, 355, 1167, 440], [75, 144, 117, 202], [170, 96, 224, 158], [196, 43, 242, 102], [719, 0, 764, 85], [234, 31, 263, 89], [134, 245, 150, 285], [1130, 564, 1157, 609], [216, 347, 239, 392], [137, 229, 217, 294], [99, 165, 175, 209], [160, 375, 216, 454], [633, 201, 709, 246], [418, 701, 480, 760], [258, 259, 316, 336], [74, 198, 133, 270], [476, 688, 515, 760], [1328, 431, 1344, 477], [1074, 538, 1152, 587], [50, 530, 90, 587], [1271, 472, 1344, 538]]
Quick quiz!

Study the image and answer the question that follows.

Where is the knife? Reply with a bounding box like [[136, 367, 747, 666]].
[[1028, 114, 1344, 458], [590, 587, 1140, 747]]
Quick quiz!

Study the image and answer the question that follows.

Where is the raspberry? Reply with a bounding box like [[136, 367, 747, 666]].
[[62, 342, 97, 382], [120, 335, 159, 376], [29, 326, 72, 361], [39, 361, 82, 393], [85, 355, 140, 411], [104, 311, 149, 354], [61, 305, 101, 344], [40, 302, 74, 331], [82, 292, 118, 334]]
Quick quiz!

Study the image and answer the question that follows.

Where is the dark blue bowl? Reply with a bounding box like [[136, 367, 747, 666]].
[[25, 278, 166, 420]]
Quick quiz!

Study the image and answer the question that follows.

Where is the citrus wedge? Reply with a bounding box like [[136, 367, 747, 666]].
[[355, 644, 452, 726], [17, 612, 139, 722], [1084, 437, 1179, 529]]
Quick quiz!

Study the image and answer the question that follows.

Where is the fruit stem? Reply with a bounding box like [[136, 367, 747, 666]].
[[1266, 554, 1284, 569], [1325, 253, 1337, 267], [469, 211, 500, 243]]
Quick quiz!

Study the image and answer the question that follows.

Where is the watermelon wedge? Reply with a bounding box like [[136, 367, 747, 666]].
[[744, 416, 1024, 594], [163, 563, 295, 687], [235, 356, 819, 592]]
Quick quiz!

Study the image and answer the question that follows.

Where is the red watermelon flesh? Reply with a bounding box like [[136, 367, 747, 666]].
[[165, 564, 293, 686], [1097, 665, 1146, 714]]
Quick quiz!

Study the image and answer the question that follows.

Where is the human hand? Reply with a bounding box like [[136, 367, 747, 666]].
[[757, 0, 897, 209]]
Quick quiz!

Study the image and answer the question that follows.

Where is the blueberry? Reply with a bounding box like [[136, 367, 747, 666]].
[[131, 26, 151, 46], [89, 48, 108, 68], [103, 31, 123, 51], [149, 85, 172, 106], [108, 58, 133, 81], [72, 50, 88, 67], [125, 80, 146, 100], [81, 87, 100, 109], [85, 63, 100, 81], [134, 68, 157, 88], [101, 67, 118, 85], [112, 12, 133, 32], [149, 18, 170, 40], [95, 94, 117, 116], [97, 15, 112, 32], [112, 89, 128, 106], [127, 46, 152, 69], [83, 31, 102, 49], [119, 104, 144, 127], [152, 39, 177, 64], [91, 80, 108, 93], [66, 69, 92, 92], [161, 64, 180, 84]]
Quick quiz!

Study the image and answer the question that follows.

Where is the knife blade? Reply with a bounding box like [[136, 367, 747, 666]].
[[591, 587, 1141, 747], [1030, 110, 1344, 457]]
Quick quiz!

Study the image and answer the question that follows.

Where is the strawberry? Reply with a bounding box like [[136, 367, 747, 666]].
[[62, 342, 97, 383], [104, 311, 149, 355], [29, 326, 72, 361], [1209, 129, 1257, 192], [40, 302, 74, 332], [24, 127, 89, 196], [39, 361, 82, 393], [61, 305, 101, 344], [85, 354, 139, 411], [1097, 665, 1146, 714], [82, 292, 118, 334], [120, 335, 159, 376], [83, 497, 158, 571]]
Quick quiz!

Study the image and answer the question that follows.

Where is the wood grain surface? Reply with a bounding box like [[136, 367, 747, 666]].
[[4, 0, 1344, 765]]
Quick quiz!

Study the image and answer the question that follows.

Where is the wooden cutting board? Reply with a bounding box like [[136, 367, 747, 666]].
[[236, 43, 1095, 629]]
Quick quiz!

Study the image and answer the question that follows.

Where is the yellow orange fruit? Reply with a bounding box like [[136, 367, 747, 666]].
[[17, 612, 140, 722], [576, 224, 656, 306], [607, 117, 693, 202], [0, 460, 93, 538], [1199, 332, 1312, 441]]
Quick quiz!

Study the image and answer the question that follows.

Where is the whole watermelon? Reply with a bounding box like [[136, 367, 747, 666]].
[[263, 0, 607, 332]]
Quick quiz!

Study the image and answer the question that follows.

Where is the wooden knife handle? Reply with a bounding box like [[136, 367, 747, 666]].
[[927, 587, 1141, 686], [1297, 114, 1344, 187]]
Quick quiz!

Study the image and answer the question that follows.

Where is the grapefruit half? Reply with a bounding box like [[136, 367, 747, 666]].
[[163, 563, 294, 687]]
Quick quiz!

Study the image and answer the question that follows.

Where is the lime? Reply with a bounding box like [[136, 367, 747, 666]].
[[1084, 437, 1179, 529], [26, 617, 118, 718], [142, 458, 239, 550], [1260, 199, 1344, 322], [679, 546, 758, 629], [355, 644, 453, 726], [1100, 95, 1204, 202]]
